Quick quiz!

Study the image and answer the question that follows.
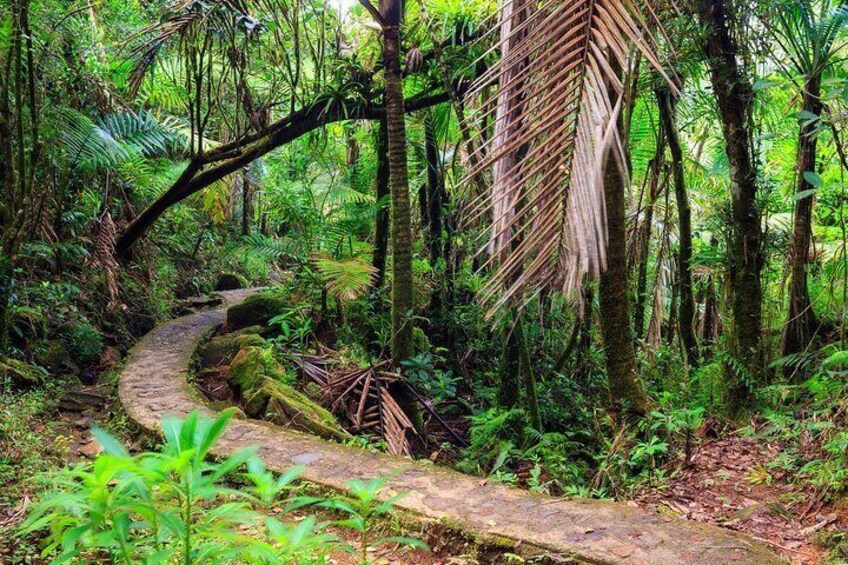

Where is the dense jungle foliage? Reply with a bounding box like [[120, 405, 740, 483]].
[[3, 0, 848, 562]]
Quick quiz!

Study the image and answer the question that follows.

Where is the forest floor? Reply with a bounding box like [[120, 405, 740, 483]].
[[0, 380, 475, 564], [637, 432, 847, 565], [0, 295, 844, 563], [3, 381, 845, 563]]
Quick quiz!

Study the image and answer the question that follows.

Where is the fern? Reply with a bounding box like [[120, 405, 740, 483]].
[[240, 234, 299, 262], [53, 107, 185, 172]]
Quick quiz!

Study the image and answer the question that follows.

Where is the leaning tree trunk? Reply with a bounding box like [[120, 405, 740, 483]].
[[697, 0, 763, 410], [657, 83, 699, 368], [782, 76, 822, 363]]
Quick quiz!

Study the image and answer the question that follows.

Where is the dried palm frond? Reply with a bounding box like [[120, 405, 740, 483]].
[[464, 0, 674, 312], [293, 352, 417, 456], [94, 211, 121, 312]]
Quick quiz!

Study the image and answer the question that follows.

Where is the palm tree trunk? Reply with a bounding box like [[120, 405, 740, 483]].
[[782, 76, 821, 363], [375, 4, 422, 431], [371, 117, 390, 292], [697, 0, 763, 410], [383, 25, 414, 364], [657, 83, 699, 368]]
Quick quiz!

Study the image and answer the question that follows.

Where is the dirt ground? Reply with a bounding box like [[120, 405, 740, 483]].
[[636, 433, 848, 564]]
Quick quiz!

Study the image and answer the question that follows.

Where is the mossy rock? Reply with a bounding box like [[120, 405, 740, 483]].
[[227, 346, 289, 392], [244, 378, 349, 442], [10, 307, 47, 347], [34, 339, 71, 372], [226, 293, 287, 330], [199, 333, 267, 367], [227, 346, 348, 442], [232, 325, 263, 336], [215, 273, 248, 291], [412, 327, 430, 354], [0, 358, 47, 388]]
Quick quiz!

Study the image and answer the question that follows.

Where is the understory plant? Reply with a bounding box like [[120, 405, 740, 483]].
[[19, 409, 423, 564]]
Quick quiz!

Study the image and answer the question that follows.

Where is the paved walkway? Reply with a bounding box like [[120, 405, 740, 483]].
[[118, 290, 782, 565]]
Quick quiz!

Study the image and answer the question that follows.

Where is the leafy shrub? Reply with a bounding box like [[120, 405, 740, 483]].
[[62, 319, 104, 364], [20, 409, 423, 564]]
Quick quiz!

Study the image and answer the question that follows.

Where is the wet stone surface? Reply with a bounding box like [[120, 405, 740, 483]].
[[119, 289, 783, 565]]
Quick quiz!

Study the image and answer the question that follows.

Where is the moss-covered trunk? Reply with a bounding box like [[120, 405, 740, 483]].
[[697, 0, 763, 411], [600, 142, 649, 415], [657, 83, 699, 368], [782, 77, 822, 365]]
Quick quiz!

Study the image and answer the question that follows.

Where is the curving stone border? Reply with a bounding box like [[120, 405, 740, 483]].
[[119, 290, 781, 565]]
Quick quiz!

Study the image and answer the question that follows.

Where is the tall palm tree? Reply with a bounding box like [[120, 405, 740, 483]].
[[767, 0, 848, 363], [359, 0, 422, 430], [358, 0, 415, 366], [464, 0, 671, 411]]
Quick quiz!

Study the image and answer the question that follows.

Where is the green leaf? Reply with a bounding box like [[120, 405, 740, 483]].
[[794, 188, 818, 201], [91, 426, 130, 458], [797, 110, 819, 122], [802, 171, 822, 188]]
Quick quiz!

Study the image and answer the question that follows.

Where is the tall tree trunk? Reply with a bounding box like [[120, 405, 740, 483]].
[[424, 112, 449, 344], [600, 139, 649, 415], [424, 113, 443, 269], [372, 0, 422, 431], [633, 134, 666, 341], [697, 0, 763, 410], [782, 76, 822, 363], [599, 54, 648, 415], [657, 83, 699, 368], [371, 118, 390, 292], [383, 24, 414, 365], [240, 171, 252, 236]]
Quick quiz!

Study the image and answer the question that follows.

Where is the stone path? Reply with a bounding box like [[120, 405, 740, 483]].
[[119, 290, 783, 565]]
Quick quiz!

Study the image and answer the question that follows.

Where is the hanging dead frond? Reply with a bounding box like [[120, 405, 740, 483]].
[[464, 0, 674, 312], [94, 210, 121, 312]]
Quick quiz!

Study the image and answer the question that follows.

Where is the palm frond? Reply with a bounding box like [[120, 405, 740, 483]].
[[464, 0, 672, 311], [314, 257, 377, 301], [53, 108, 185, 172]]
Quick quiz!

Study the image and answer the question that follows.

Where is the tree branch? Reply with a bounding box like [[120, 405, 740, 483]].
[[116, 89, 452, 256]]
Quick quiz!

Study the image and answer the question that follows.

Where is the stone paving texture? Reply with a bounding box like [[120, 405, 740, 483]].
[[118, 289, 783, 565]]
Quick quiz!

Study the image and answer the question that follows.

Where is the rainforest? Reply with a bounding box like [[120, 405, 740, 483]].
[[1, 0, 848, 563]]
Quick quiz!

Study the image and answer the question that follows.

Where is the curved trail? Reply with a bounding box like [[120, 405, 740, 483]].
[[119, 289, 781, 565]]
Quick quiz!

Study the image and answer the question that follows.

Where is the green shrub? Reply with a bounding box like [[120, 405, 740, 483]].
[[61, 319, 104, 365], [19, 409, 421, 564]]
